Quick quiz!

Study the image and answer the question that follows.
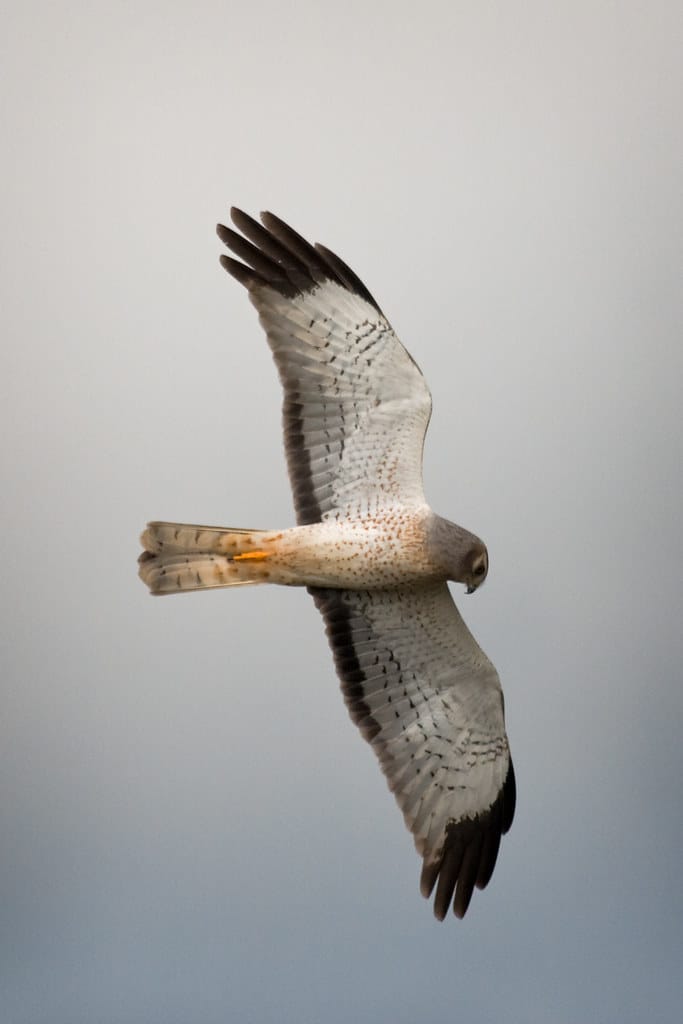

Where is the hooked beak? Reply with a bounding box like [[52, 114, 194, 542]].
[[466, 585, 476, 595]]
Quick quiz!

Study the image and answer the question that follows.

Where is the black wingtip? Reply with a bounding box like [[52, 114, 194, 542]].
[[216, 207, 382, 311], [452, 835, 483, 918], [424, 756, 515, 920], [419, 859, 440, 901], [218, 253, 270, 291], [229, 206, 256, 231]]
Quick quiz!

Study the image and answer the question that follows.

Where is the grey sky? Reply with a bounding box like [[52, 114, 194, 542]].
[[2, 2, 682, 1022]]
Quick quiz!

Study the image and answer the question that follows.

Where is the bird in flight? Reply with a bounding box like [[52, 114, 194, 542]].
[[139, 209, 515, 919]]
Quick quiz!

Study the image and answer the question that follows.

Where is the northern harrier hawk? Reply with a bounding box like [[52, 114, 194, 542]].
[[139, 209, 515, 919]]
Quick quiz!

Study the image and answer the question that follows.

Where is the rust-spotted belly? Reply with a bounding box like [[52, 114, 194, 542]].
[[258, 510, 442, 589]]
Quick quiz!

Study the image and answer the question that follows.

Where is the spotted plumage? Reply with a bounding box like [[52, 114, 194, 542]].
[[139, 209, 515, 920]]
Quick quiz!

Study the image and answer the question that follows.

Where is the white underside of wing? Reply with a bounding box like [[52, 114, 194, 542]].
[[313, 583, 510, 864], [253, 281, 432, 521]]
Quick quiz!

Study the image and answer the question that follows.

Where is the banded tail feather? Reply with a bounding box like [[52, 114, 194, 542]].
[[138, 522, 274, 594]]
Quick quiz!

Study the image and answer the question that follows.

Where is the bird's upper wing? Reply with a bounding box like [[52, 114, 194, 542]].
[[309, 581, 515, 919], [218, 209, 432, 525]]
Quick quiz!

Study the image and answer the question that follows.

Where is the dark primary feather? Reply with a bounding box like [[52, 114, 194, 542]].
[[420, 763, 516, 919], [218, 208, 381, 310]]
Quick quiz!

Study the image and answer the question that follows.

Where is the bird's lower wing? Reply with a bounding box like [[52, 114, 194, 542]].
[[309, 582, 515, 919]]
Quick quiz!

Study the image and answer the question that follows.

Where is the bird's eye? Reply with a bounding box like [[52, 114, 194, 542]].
[[474, 563, 486, 576]]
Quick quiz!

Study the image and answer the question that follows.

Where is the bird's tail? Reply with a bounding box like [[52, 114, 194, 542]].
[[138, 521, 280, 595]]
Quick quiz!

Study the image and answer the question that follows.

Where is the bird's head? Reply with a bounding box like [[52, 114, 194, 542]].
[[426, 516, 490, 594], [464, 546, 489, 594]]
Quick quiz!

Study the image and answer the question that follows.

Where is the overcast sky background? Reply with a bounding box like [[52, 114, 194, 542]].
[[2, 3, 682, 1022]]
